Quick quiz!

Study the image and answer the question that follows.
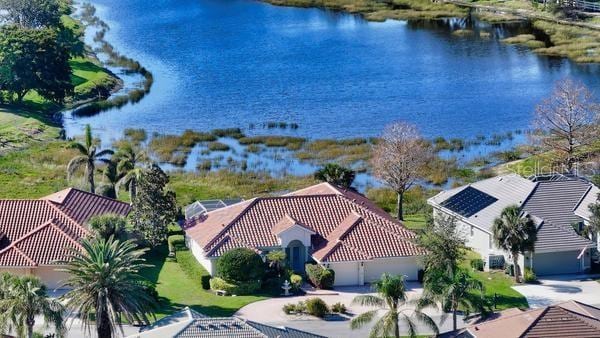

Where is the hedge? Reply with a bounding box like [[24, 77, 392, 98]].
[[209, 277, 261, 295]]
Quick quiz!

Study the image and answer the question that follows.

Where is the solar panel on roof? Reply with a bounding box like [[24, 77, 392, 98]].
[[441, 186, 498, 218]]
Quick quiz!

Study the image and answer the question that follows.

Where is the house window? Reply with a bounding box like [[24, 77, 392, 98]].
[[470, 226, 474, 237]]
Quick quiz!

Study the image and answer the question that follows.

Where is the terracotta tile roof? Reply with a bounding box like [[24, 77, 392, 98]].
[[444, 301, 600, 338], [272, 215, 315, 235], [0, 188, 130, 267], [185, 183, 423, 262]]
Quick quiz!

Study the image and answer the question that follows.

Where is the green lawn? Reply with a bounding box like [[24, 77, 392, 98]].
[[140, 244, 271, 318], [403, 214, 428, 231], [463, 251, 529, 310]]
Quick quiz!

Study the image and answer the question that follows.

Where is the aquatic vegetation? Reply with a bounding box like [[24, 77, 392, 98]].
[[207, 141, 231, 152]]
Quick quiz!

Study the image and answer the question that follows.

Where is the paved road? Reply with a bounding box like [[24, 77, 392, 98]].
[[512, 274, 600, 308]]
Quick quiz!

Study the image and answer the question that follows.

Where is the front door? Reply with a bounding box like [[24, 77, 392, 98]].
[[292, 246, 301, 272]]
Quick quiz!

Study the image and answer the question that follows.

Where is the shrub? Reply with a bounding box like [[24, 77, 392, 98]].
[[233, 280, 262, 295], [283, 301, 306, 315], [305, 298, 329, 318], [305, 264, 335, 289], [210, 277, 236, 294], [524, 268, 537, 283], [470, 258, 485, 271], [208, 277, 261, 295], [283, 303, 296, 314], [216, 248, 266, 284], [290, 274, 303, 291], [331, 302, 347, 314]]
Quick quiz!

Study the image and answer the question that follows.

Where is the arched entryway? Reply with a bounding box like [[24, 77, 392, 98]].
[[286, 240, 306, 273]]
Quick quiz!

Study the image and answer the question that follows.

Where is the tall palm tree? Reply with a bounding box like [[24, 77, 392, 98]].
[[58, 237, 156, 338], [419, 268, 485, 331], [492, 205, 537, 283], [350, 274, 438, 338], [115, 142, 148, 201], [67, 124, 114, 194], [0, 273, 65, 338]]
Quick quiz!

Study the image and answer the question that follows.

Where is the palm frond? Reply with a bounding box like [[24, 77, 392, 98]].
[[350, 310, 378, 330], [67, 156, 88, 180], [352, 295, 385, 307]]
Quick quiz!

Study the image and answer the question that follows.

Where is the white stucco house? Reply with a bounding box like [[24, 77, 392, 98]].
[[183, 182, 424, 286], [428, 174, 598, 276], [0, 188, 131, 289]]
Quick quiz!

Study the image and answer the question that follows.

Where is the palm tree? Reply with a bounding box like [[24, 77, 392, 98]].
[[99, 159, 119, 198], [419, 268, 485, 331], [58, 237, 156, 338], [314, 163, 356, 188], [0, 273, 65, 338], [492, 205, 537, 283], [350, 274, 438, 338], [115, 143, 148, 201], [67, 124, 114, 193]]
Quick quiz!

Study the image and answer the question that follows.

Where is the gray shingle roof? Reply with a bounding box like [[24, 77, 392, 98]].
[[534, 221, 595, 253], [428, 174, 536, 232], [130, 308, 326, 338], [429, 174, 598, 253], [522, 178, 591, 229]]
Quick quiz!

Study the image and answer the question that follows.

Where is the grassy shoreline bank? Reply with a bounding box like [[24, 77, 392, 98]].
[[261, 0, 600, 63]]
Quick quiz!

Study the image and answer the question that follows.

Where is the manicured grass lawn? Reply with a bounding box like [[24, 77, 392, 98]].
[[463, 251, 529, 310], [140, 244, 271, 318], [403, 214, 428, 231]]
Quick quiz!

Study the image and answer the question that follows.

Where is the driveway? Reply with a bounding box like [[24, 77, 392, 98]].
[[235, 283, 464, 338], [512, 275, 600, 308]]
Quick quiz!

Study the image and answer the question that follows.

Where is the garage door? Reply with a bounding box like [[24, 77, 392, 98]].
[[533, 251, 581, 276], [365, 257, 419, 282], [329, 262, 359, 286]]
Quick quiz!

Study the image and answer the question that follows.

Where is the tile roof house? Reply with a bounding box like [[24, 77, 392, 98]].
[[128, 307, 326, 338], [428, 174, 598, 276], [442, 300, 600, 338], [0, 188, 131, 288], [183, 182, 423, 286]]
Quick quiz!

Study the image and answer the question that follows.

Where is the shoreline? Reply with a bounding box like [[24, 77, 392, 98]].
[[260, 0, 600, 63]]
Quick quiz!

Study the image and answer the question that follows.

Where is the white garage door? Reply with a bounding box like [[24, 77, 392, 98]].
[[533, 251, 582, 276], [365, 257, 419, 282], [329, 262, 359, 286]]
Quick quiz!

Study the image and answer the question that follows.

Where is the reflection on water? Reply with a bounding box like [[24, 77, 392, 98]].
[[63, 0, 600, 174]]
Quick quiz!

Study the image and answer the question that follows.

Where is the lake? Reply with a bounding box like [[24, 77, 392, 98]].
[[64, 0, 600, 144]]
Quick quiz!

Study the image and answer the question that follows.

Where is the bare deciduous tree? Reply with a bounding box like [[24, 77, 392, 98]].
[[533, 79, 600, 172], [371, 122, 432, 221]]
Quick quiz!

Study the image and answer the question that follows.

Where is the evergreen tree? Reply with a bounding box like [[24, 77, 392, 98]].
[[131, 164, 178, 246]]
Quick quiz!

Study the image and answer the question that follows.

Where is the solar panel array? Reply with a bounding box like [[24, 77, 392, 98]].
[[441, 186, 498, 218]]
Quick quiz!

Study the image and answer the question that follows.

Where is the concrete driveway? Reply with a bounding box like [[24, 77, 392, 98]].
[[235, 283, 464, 338], [512, 275, 600, 308]]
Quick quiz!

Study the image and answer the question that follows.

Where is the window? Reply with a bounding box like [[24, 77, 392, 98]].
[[470, 226, 474, 237]]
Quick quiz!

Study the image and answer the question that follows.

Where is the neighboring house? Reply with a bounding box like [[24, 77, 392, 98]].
[[442, 300, 600, 338], [128, 307, 326, 338], [428, 173, 598, 276], [183, 182, 423, 286], [0, 188, 131, 289]]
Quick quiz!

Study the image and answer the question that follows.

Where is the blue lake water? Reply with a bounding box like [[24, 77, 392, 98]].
[[64, 0, 600, 144]]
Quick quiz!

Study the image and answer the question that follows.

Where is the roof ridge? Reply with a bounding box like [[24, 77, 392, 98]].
[[202, 199, 260, 251], [573, 185, 594, 213], [556, 302, 600, 323], [0, 220, 55, 253], [48, 222, 85, 252], [12, 246, 37, 266], [44, 200, 91, 237], [544, 306, 600, 332]]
